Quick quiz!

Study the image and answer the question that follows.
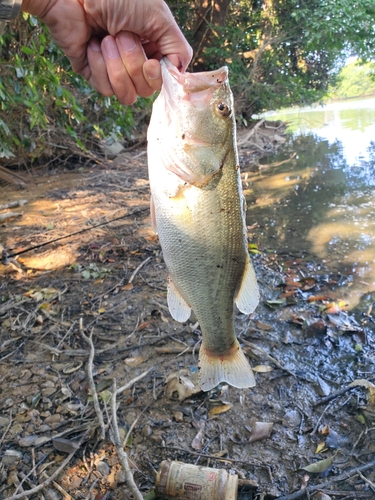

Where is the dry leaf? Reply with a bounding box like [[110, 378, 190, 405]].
[[208, 404, 233, 418], [248, 421, 273, 442], [256, 321, 272, 331], [53, 437, 80, 454], [165, 371, 200, 400], [122, 283, 134, 291], [253, 365, 274, 373], [315, 442, 327, 454], [349, 379, 375, 389], [124, 356, 145, 367]]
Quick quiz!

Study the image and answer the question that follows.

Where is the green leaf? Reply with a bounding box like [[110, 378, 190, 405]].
[[302, 454, 336, 474], [21, 46, 34, 55]]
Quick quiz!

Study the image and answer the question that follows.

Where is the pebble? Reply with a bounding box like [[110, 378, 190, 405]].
[[282, 409, 302, 428]]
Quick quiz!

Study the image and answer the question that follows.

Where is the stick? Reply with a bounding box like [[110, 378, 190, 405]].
[[111, 379, 143, 500], [276, 458, 375, 500], [128, 256, 152, 284], [0, 212, 22, 222], [116, 367, 153, 396], [313, 385, 357, 406], [80, 323, 106, 440], [0, 200, 28, 211]]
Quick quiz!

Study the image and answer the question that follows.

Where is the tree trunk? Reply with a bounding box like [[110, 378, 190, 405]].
[[191, 0, 231, 71]]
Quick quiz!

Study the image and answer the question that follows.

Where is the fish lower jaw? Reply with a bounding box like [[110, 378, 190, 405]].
[[198, 341, 256, 392]]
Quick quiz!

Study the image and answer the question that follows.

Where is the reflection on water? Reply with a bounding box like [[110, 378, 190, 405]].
[[247, 98, 375, 308]]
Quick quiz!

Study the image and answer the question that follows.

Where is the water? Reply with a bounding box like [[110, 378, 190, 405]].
[[245, 97, 375, 309]]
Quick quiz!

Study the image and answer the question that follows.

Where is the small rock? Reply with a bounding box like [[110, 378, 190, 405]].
[[19, 435, 39, 447], [1, 450, 23, 466], [282, 410, 302, 428], [141, 424, 153, 437], [96, 461, 110, 477], [173, 411, 184, 423]]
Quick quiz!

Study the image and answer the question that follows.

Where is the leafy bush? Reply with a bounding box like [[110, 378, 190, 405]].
[[0, 15, 152, 163]]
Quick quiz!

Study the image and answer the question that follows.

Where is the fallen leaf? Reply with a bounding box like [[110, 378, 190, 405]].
[[253, 365, 274, 373], [302, 454, 336, 474], [98, 307, 106, 314], [349, 379, 375, 389], [53, 437, 80, 454], [124, 356, 145, 367], [122, 283, 134, 291], [208, 404, 233, 418], [315, 442, 327, 454], [248, 421, 273, 442], [256, 321, 272, 331]]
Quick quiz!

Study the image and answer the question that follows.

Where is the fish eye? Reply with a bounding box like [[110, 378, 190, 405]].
[[215, 100, 231, 118]]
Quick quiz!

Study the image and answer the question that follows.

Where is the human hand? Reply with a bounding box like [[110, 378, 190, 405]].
[[21, 0, 192, 104]]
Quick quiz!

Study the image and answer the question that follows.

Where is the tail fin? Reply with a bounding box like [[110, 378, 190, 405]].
[[198, 341, 256, 391]]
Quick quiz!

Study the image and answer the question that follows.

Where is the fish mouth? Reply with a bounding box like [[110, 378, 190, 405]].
[[160, 57, 228, 104]]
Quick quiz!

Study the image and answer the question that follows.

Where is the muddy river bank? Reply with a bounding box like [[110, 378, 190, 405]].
[[0, 128, 374, 499]]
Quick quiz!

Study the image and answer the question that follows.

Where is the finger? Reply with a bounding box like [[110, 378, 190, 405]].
[[101, 35, 137, 105], [115, 32, 155, 98], [143, 59, 162, 92], [86, 37, 114, 96]]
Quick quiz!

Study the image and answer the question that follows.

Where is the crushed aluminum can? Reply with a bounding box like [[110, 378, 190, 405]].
[[155, 460, 238, 500]]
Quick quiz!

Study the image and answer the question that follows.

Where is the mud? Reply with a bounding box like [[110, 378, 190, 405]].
[[0, 146, 374, 500]]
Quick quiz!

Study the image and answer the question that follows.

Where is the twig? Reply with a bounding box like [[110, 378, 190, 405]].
[[357, 470, 375, 491], [160, 446, 263, 466], [80, 322, 106, 440], [310, 400, 335, 436], [276, 457, 375, 500], [0, 199, 28, 211], [313, 385, 357, 406], [237, 119, 265, 146], [116, 367, 153, 395], [0, 211, 22, 222], [111, 379, 143, 500], [128, 256, 152, 284]]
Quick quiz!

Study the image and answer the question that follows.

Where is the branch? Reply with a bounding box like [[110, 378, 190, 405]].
[[80, 321, 106, 440], [111, 379, 144, 500]]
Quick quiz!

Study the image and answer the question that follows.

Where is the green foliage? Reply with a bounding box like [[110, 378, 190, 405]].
[[328, 62, 375, 100], [0, 15, 150, 162], [170, 0, 375, 117]]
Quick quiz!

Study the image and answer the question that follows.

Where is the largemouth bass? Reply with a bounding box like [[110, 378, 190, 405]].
[[147, 58, 259, 391]]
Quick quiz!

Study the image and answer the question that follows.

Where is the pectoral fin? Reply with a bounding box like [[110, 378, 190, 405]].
[[167, 280, 191, 322], [235, 255, 259, 314]]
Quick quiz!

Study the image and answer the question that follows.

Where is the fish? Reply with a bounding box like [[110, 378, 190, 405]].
[[147, 58, 260, 391]]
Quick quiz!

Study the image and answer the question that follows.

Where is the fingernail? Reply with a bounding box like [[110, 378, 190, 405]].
[[146, 65, 160, 80], [89, 38, 101, 52], [103, 37, 119, 59], [118, 32, 137, 52]]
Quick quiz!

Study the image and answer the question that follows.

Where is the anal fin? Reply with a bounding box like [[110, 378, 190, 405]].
[[235, 255, 259, 314], [167, 280, 191, 322], [199, 340, 255, 391]]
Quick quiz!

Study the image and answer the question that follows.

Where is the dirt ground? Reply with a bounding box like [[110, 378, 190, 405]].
[[0, 138, 375, 500]]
